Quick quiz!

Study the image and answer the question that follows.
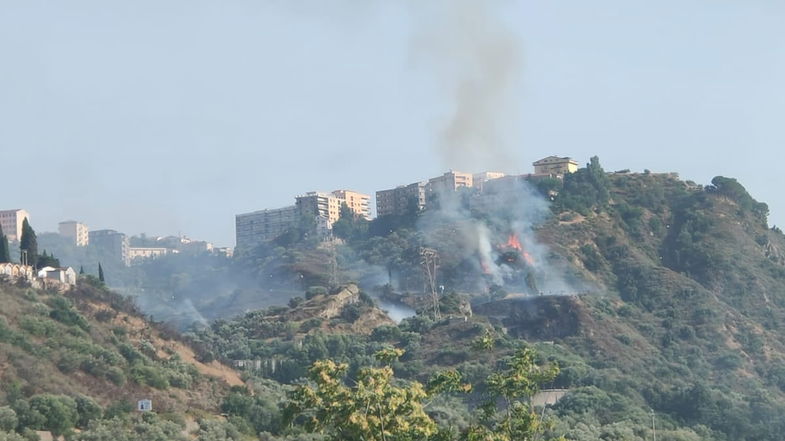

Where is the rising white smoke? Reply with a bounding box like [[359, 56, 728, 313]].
[[417, 178, 582, 296]]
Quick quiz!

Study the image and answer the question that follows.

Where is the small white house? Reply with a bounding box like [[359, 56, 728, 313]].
[[137, 399, 153, 412], [37, 266, 77, 286]]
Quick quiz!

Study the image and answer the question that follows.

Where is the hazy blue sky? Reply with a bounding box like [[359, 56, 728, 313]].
[[2, 1, 783, 246]]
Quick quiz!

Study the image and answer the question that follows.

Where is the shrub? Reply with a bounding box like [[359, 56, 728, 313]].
[[305, 286, 328, 300], [130, 365, 170, 389], [0, 407, 17, 432]]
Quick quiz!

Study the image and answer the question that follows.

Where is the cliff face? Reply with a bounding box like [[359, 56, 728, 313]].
[[473, 295, 583, 340]]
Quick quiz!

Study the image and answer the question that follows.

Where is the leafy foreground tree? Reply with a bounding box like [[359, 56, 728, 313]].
[[284, 346, 564, 441]]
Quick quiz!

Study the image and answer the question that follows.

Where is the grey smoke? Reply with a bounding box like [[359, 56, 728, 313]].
[[417, 179, 584, 296], [409, 0, 523, 171]]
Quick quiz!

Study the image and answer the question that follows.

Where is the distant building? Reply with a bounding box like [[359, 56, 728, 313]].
[[128, 247, 171, 263], [236, 189, 372, 249], [376, 181, 427, 218], [235, 205, 298, 251], [0, 209, 30, 241], [0, 263, 34, 282], [472, 171, 506, 191], [532, 156, 579, 176], [153, 235, 213, 254], [89, 229, 130, 266], [296, 192, 343, 237], [37, 266, 77, 286], [427, 171, 473, 195], [331, 190, 371, 220], [58, 220, 89, 247]]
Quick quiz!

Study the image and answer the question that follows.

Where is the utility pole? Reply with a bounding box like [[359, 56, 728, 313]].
[[420, 247, 441, 319], [651, 409, 657, 441]]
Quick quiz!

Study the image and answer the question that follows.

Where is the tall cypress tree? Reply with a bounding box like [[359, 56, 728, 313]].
[[0, 223, 9, 263], [98, 263, 105, 283], [19, 218, 38, 267]]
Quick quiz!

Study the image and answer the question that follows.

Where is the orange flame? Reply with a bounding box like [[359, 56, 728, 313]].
[[502, 233, 536, 266], [504, 234, 523, 251]]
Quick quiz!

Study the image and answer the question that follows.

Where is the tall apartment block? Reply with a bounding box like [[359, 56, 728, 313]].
[[375, 181, 427, 218], [427, 170, 473, 194], [0, 209, 30, 241], [58, 220, 89, 246], [235, 205, 298, 252], [331, 190, 371, 220], [88, 229, 130, 266], [235, 189, 372, 250]]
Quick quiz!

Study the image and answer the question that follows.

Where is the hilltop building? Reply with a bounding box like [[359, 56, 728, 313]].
[[532, 156, 579, 176], [472, 171, 506, 191], [128, 247, 171, 263], [235, 205, 298, 251], [376, 181, 427, 218], [58, 220, 89, 247], [37, 266, 77, 286], [0, 209, 29, 241], [427, 171, 473, 194], [0, 263, 34, 282], [89, 229, 130, 266], [235, 189, 372, 250], [331, 190, 371, 220]]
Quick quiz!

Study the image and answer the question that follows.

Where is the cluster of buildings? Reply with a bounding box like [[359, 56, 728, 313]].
[[235, 156, 579, 251], [235, 190, 371, 251], [0, 263, 77, 291], [1, 209, 230, 269]]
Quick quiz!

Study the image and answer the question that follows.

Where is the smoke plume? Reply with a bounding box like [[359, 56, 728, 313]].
[[417, 178, 584, 296], [409, 0, 523, 171]]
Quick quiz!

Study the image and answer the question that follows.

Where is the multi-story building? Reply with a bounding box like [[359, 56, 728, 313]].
[[0, 209, 29, 241], [331, 190, 371, 220], [236, 189, 372, 249], [296, 192, 343, 236], [235, 205, 298, 251], [88, 229, 130, 266], [532, 156, 579, 176], [376, 181, 427, 218], [472, 171, 506, 191], [58, 220, 89, 247], [427, 171, 473, 194]]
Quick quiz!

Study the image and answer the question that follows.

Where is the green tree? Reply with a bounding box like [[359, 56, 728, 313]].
[[465, 348, 562, 441], [19, 218, 37, 267], [27, 394, 78, 436], [284, 350, 438, 441], [98, 263, 105, 283], [0, 223, 9, 263]]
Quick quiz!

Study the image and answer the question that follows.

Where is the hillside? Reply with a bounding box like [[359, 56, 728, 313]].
[[189, 163, 785, 441], [0, 278, 244, 439]]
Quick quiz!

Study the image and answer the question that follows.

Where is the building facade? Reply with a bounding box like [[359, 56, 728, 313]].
[[128, 247, 171, 263], [427, 171, 474, 195], [58, 220, 89, 247], [331, 190, 371, 220], [89, 229, 130, 266], [37, 266, 77, 286], [532, 156, 579, 176], [472, 171, 506, 191], [376, 181, 427, 218], [0, 209, 29, 241], [235, 205, 298, 251]]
